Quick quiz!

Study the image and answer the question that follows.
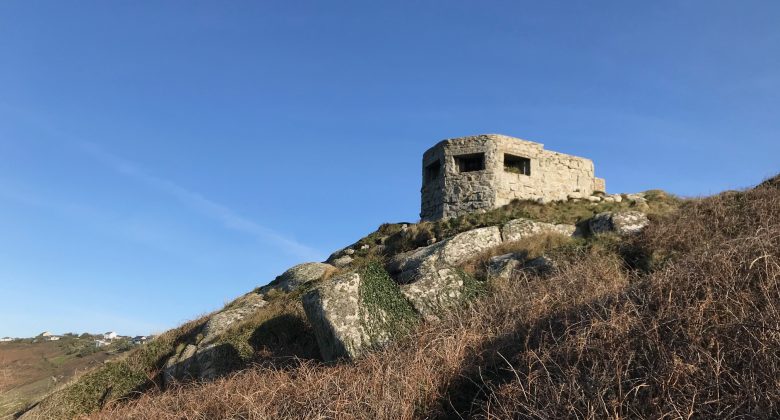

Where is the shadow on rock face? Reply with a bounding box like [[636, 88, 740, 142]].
[[249, 314, 322, 364], [163, 343, 244, 385]]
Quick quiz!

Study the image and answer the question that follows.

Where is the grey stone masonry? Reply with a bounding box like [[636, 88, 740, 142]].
[[421, 134, 606, 221]]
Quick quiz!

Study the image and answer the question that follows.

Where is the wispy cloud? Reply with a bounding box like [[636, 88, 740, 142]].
[[80, 142, 322, 261]]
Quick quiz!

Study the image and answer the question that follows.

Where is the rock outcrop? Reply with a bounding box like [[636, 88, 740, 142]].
[[301, 210, 645, 360], [202, 294, 268, 344], [384, 221, 577, 318], [487, 253, 524, 278], [439, 226, 503, 265], [488, 253, 555, 279], [260, 262, 334, 293], [385, 226, 501, 319], [326, 247, 356, 268], [590, 211, 650, 235], [302, 266, 417, 361], [163, 342, 242, 383], [163, 293, 267, 382], [161, 209, 650, 373], [399, 261, 471, 320], [501, 218, 576, 242], [387, 226, 502, 281], [302, 272, 373, 361], [330, 255, 354, 268]]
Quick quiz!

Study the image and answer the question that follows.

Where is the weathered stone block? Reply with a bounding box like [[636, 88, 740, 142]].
[[501, 218, 576, 242], [590, 211, 649, 235], [387, 226, 502, 281], [200, 294, 267, 345], [163, 342, 243, 384], [440, 226, 502, 265], [487, 253, 524, 279], [385, 227, 499, 319], [302, 266, 418, 361], [162, 293, 267, 383], [399, 261, 470, 320], [487, 253, 555, 279], [260, 262, 334, 294], [331, 255, 354, 268], [302, 272, 368, 361]]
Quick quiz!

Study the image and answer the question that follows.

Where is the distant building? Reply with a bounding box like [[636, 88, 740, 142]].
[[0, 337, 13, 342], [95, 339, 110, 348], [131, 336, 149, 345], [103, 331, 118, 340], [48, 336, 61, 341], [40, 331, 54, 337]]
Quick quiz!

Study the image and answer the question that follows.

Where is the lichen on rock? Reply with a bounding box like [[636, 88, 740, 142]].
[[500, 218, 576, 242], [302, 263, 417, 361], [399, 261, 477, 320], [590, 211, 649, 235], [260, 262, 335, 294]]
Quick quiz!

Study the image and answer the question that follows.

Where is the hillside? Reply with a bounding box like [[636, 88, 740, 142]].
[[0, 336, 130, 419], [19, 175, 780, 419]]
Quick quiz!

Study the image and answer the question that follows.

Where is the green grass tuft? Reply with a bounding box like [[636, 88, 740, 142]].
[[457, 268, 487, 302]]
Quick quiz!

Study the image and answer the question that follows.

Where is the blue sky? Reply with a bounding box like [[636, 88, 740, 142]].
[[1, 1, 778, 337]]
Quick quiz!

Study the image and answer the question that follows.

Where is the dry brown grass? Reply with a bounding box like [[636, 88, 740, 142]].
[[88, 247, 627, 420], [83, 175, 779, 419], [461, 232, 577, 279], [0, 366, 10, 391], [23, 315, 211, 419], [216, 292, 321, 365], [473, 178, 780, 418]]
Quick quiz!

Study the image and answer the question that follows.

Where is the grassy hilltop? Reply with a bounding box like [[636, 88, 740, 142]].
[[20, 175, 780, 419]]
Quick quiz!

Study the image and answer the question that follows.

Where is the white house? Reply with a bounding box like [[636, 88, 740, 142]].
[[40, 331, 53, 337], [131, 336, 149, 345], [0, 337, 12, 342], [103, 331, 118, 340], [48, 336, 61, 341], [95, 339, 110, 348]]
